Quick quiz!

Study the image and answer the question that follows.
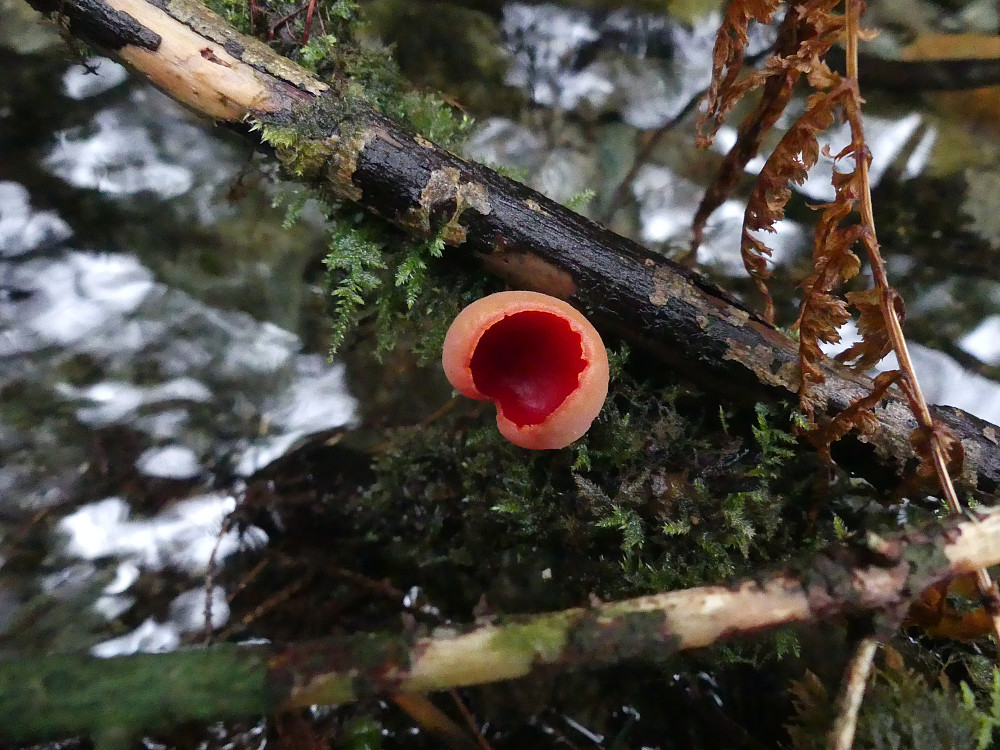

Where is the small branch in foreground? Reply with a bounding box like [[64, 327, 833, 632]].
[[829, 636, 879, 750], [4, 505, 1000, 743]]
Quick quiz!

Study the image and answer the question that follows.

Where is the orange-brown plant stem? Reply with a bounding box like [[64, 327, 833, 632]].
[[843, 0, 1000, 648]]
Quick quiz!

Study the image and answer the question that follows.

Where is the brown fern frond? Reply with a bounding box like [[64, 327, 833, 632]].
[[696, 0, 782, 147], [692, 2, 847, 252], [835, 286, 901, 370], [796, 223, 864, 412], [796, 292, 852, 417], [699, 0, 998, 664], [897, 367, 965, 481], [696, 0, 844, 147], [740, 87, 841, 322], [909, 419, 965, 481], [692, 12, 807, 250], [699, 1, 970, 494], [793, 74, 895, 416], [807, 369, 900, 463], [796, 2, 848, 79]]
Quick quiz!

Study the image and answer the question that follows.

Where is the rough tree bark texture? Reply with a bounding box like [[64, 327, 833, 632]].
[[4, 502, 1000, 743], [22, 0, 1000, 494]]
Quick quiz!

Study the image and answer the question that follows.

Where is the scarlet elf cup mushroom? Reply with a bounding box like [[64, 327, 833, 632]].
[[442, 291, 610, 450]]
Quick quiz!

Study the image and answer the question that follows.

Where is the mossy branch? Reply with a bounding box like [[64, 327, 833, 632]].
[[4, 504, 1000, 743], [19, 0, 1000, 494]]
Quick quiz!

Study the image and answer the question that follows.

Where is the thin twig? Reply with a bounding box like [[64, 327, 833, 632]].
[[269, 2, 309, 40], [237, 577, 308, 629], [276, 503, 1000, 710], [449, 689, 495, 750], [600, 87, 706, 224], [391, 693, 479, 749], [226, 556, 270, 604], [203, 513, 237, 644], [843, 0, 1000, 650], [828, 636, 878, 750]]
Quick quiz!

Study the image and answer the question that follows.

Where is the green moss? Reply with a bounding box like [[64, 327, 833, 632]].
[[361, 0, 517, 115], [565, 188, 596, 211], [232, 1, 475, 359], [202, 0, 252, 33], [323, 217, 388, 352], [317, 206, 487, 356], [490, 612, 574, 665], [338, 717, 383, 750], [357, 355, 835, 612], [215, 0, 506, 361], [249, 99, 473, 357], [214, 0, 470, 152], [0, 647, 271, 741], [572, 390, 814, 593], [750, 402, 802, 479], [963, 669, 1000, 749]]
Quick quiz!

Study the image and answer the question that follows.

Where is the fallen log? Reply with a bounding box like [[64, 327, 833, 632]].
[[21, 0, 1000, 494]]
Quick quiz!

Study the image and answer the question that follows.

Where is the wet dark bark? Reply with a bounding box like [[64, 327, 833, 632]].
[[21, 0, 1000, 496]]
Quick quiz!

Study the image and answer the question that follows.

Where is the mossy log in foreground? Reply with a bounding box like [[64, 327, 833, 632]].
[[19, 0, 1000, 496], [3, 504, 1000, 743]]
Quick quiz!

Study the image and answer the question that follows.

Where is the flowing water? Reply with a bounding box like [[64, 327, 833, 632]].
[[0, 1, 361, 658]]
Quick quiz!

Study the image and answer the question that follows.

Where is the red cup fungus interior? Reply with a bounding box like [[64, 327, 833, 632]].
[[470, 310, 586, 427]]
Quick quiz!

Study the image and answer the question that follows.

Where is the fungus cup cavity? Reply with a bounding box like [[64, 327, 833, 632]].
[[442, 291, 610, 449]]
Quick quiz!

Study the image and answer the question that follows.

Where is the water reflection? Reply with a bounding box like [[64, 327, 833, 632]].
[[58, 493, 253, 655], [632, 163, 807, 273], [62, 57, 128, 101], [90, 584, 230, 657], [46, 106, 195, 198], [502, 5, 773, 128], [0, 181, 72, 257], [58, 494, 263, 573], [0, 32, 356, 658], [881, 346, 1000, 427], [2, 252, 155, 354], [961, 315, 1000, 365], [135, 444, 201, 480]]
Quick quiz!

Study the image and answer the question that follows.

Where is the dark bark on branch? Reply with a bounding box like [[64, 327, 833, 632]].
[[3, 502, 1000, 743], [20, 0, 1000, 495]]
